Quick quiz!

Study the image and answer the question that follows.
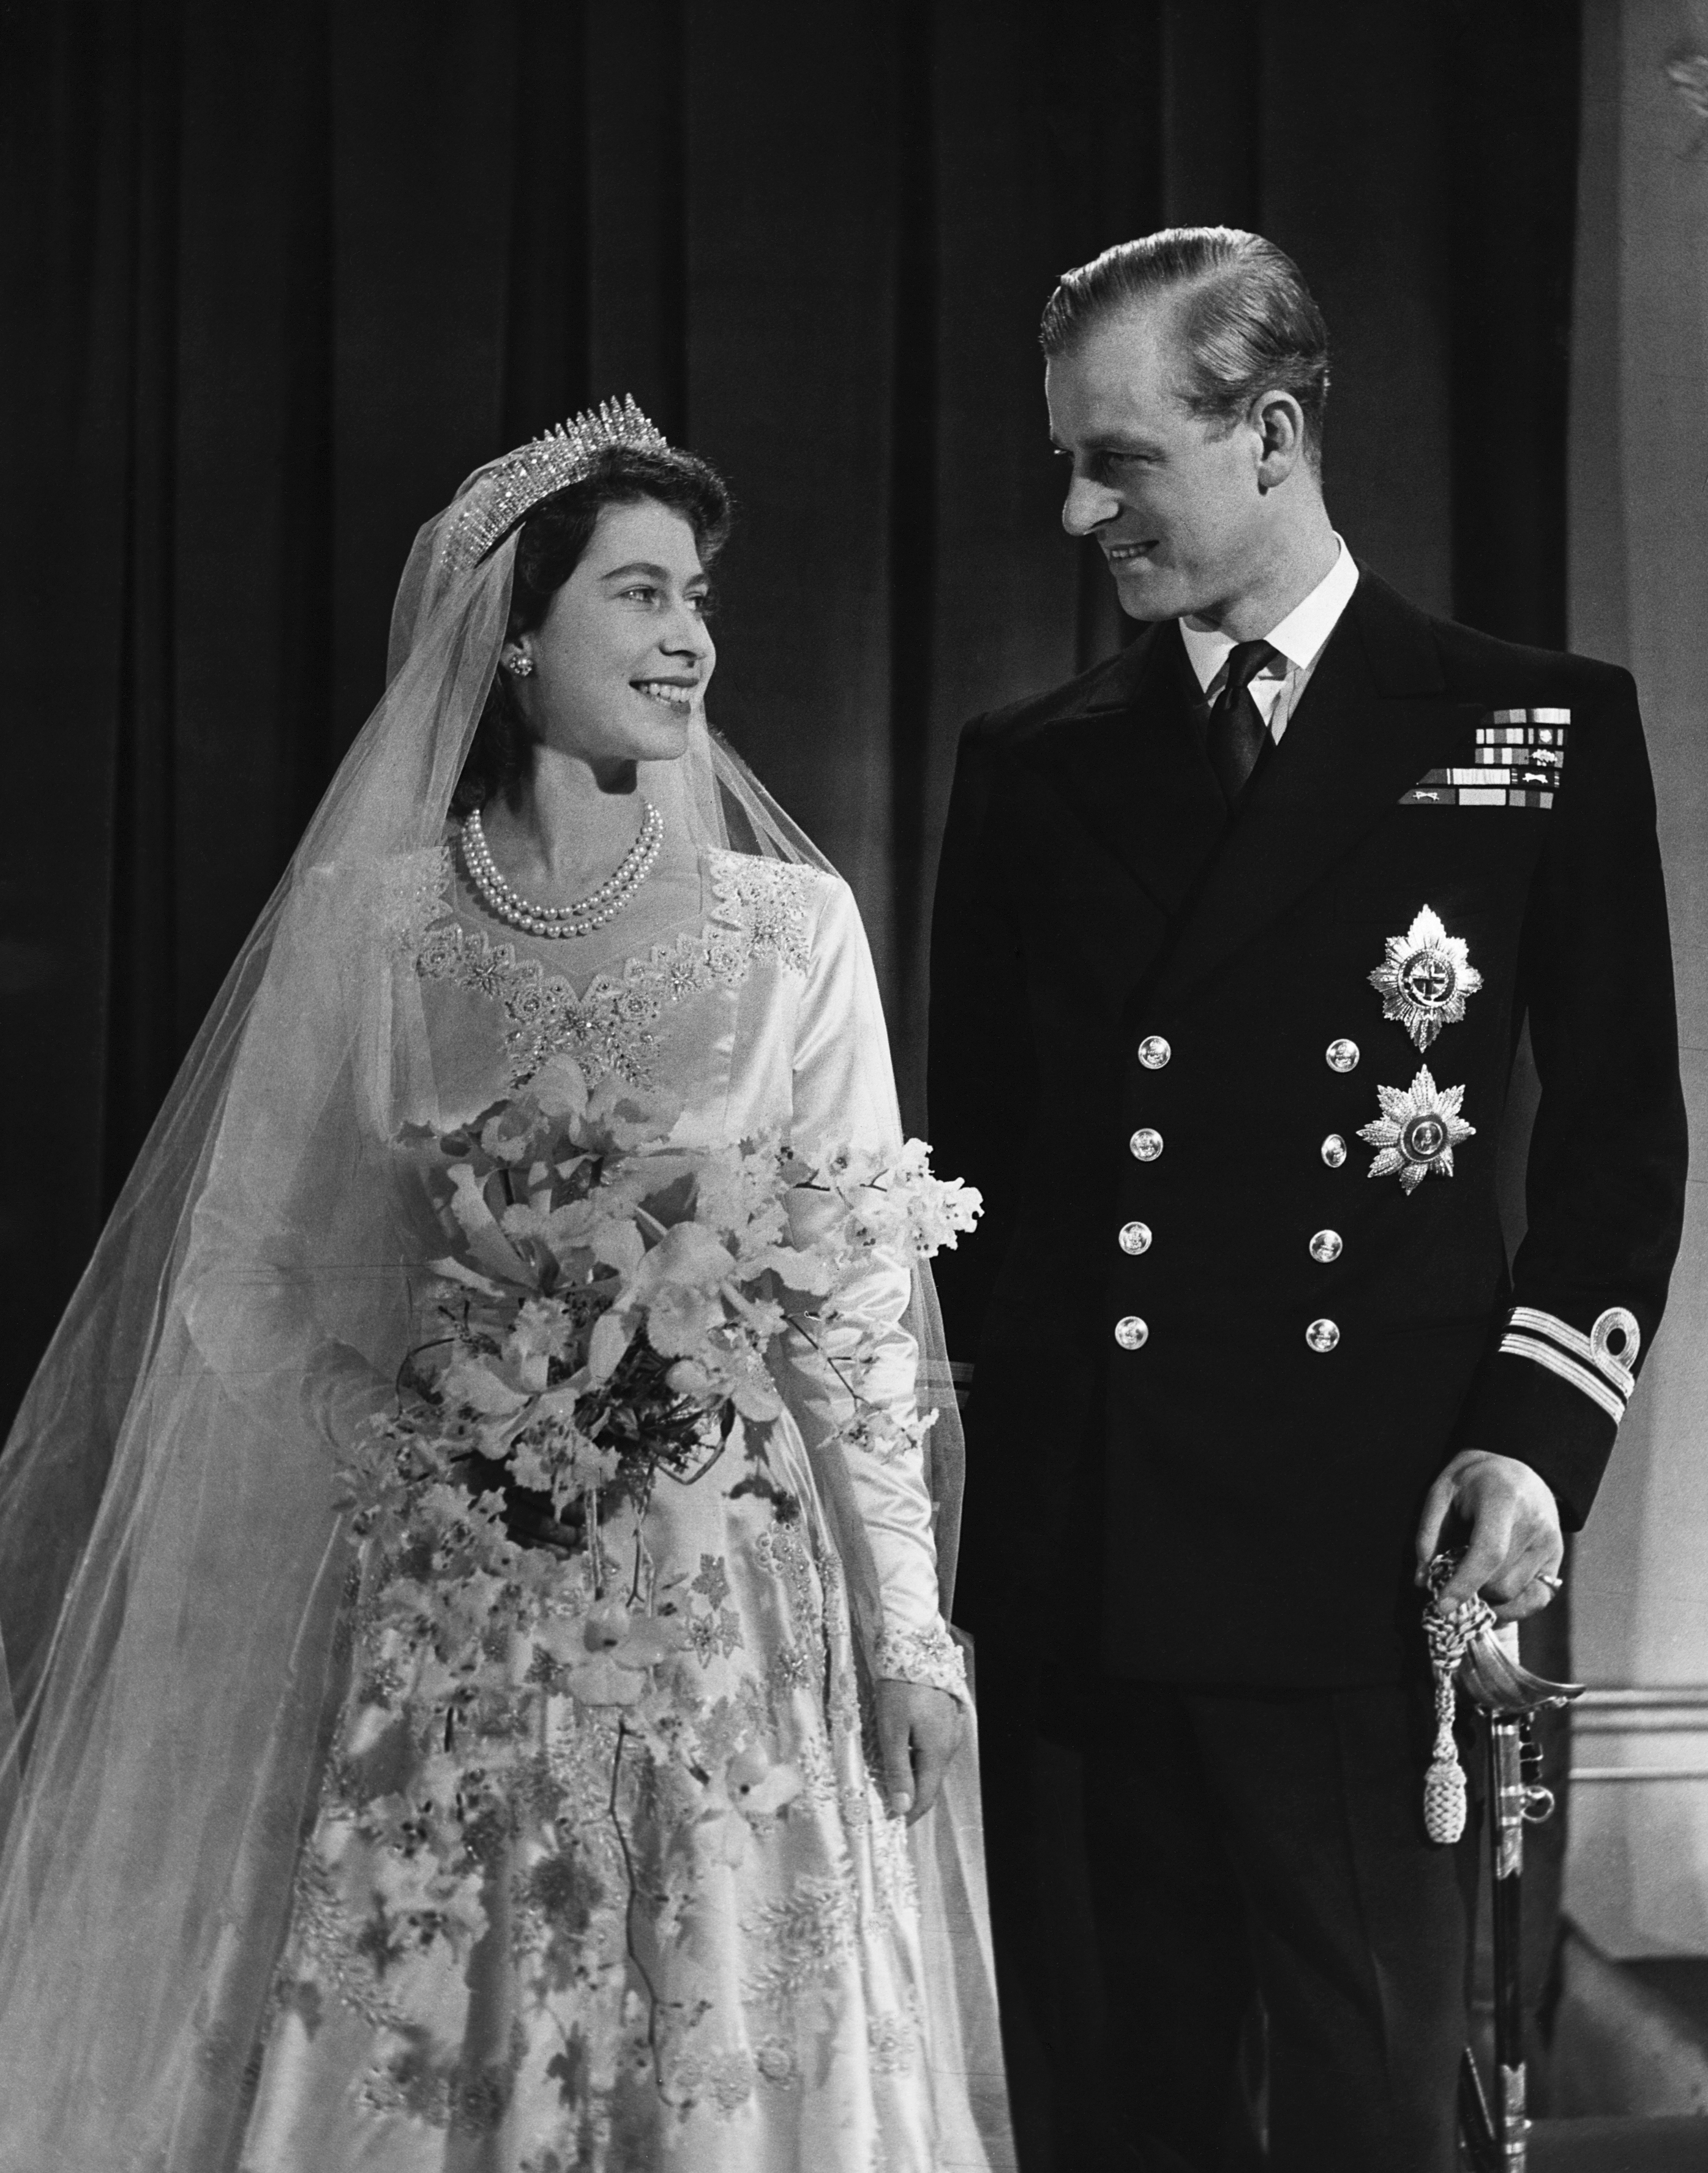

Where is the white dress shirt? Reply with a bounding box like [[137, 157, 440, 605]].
[[1178, 536, 1360, 746]]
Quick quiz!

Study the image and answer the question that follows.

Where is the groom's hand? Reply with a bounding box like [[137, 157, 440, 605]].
[[875, 1679, 965, 1824], [1415, 1448, 1564, 1621]]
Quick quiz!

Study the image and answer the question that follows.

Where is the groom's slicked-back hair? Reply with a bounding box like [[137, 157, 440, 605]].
[[1041, 227, 1331, 466]]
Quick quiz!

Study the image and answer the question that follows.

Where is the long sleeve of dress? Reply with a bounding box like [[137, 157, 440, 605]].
[[780, 875, 968, 1702]]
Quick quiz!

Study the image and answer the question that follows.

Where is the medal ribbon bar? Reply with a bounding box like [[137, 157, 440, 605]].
[[1399, 786, 1556, 809]]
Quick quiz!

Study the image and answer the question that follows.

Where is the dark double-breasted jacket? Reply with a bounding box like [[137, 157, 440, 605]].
[[926, 567, 1687, 1686]]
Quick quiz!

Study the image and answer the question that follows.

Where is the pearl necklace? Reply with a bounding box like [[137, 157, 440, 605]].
[[460, 802, 664, 938]]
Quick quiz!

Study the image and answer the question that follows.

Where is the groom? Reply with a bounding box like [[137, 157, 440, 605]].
[[927, 228, 1687, 2172]]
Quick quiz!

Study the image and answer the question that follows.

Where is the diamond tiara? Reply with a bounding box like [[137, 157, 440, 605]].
[[441, 395, 671, 572]]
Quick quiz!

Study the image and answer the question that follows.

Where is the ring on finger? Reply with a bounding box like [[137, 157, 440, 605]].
[[1535, 1571, 1564, 1593]]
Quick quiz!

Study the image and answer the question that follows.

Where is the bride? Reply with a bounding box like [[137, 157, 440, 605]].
[[0, 402, 1011, 2171]]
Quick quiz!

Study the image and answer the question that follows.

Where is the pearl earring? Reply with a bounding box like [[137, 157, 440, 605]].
[[503, 651, 534, 678]]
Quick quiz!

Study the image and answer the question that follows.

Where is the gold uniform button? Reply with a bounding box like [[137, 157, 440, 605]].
[[1309, 1230, 1343, 1263], [1118, 1221, 1153, 1255], [1137, 1036, 1172, 1070], [1114, 1315, 1150, 1350], [1321, 1133, 1348, 1168], [1129, 1128, 1164, 1162], [1325, 1038, 1360, 1074], [1305, 1318, 1341, 1353]]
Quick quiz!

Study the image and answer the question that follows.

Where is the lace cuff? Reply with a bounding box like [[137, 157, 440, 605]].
[[874, 1617, 970, 1705]]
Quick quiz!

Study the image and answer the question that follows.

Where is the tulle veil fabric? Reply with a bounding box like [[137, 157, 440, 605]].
[[0, 464, 1000, 2169]]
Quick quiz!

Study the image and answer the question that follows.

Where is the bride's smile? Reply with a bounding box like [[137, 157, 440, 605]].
[[507, 496, 716, 770]]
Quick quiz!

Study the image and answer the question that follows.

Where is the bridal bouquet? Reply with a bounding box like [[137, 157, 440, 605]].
[[325, 1052, 979, 1978]]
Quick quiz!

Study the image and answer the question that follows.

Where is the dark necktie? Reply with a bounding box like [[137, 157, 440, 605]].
[[1206, 638, 1279, 804]]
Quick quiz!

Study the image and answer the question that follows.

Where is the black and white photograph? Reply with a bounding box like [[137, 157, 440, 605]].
[[0, 5, 1704, 2169]]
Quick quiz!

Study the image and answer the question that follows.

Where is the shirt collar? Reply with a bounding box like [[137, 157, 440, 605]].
[[1178, 536, 1359, 693]]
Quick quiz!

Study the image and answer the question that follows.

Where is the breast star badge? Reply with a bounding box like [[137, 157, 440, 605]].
[[1358, 1066, 1475, 1193], [1369, 907, 1483, 1052]]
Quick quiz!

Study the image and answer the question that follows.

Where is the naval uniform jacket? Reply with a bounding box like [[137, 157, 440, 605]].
[[927, 567, 1687, 1686]]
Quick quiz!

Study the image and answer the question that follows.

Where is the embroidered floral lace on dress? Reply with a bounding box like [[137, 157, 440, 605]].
[[388, 843, 816, 1091], [257, 1487, 933, 2165], [873, 1618, 968, 1700]]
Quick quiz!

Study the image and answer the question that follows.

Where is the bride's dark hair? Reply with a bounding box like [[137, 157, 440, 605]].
[[451, 444, 733, 815]]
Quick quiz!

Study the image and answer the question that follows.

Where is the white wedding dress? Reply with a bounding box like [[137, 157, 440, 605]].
[[238, 838, 1005, 2172]]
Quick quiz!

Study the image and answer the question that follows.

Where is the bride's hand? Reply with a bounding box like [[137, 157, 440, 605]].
[[874, 1679, 965, 1824]]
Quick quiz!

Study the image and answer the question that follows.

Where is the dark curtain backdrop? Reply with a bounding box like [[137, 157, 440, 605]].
[[0, 0, 1580, 1432]]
